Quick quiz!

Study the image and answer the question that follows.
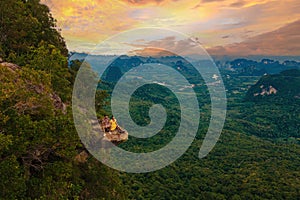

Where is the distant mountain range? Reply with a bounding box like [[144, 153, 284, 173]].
[[70, 52, 300, 78], [228, 58, 300, 76], [69, 53, 201, 83]]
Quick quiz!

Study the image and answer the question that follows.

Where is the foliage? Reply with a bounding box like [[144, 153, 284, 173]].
[[238, 69, 300, 139], [0, 0, 71, 101], [121, 130, 300, 199], [96, 56, 300, 199], [0, 0, 68, 62], [0, 1, 125, 199], [26, 42, 71, 101], [2, 0, 300, 198], [246, 69, 300, 101]]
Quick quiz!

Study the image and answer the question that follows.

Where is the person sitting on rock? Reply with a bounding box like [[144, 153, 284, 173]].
[[110, 116, 117, 132], [102, 115, 111, 132]]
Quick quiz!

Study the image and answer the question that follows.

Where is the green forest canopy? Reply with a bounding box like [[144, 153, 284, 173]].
[[1, 0, 300, 199], [0, 0, 124, 199]]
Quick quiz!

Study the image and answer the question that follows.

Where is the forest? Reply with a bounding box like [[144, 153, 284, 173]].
[[1, 0, 300, 199], [0, 0, 125, 199], [96, 55, 300, 199]]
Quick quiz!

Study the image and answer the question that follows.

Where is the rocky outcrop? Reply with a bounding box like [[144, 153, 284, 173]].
[[254, 85, 278, 96], [103, 129, 128, 145], [50, 93, 66, 113], [0, 60, 66, 113], [74, 150, 89, 163], [0, 61, 21, 72], [90, 119, 128, 146]]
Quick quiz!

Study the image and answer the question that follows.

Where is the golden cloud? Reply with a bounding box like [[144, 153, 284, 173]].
[[207, 20, 300, 56], [129, 47, 176, 57], [126, 36, 207, 56], [42, 0, 300, 55], [122, 0, 165, 5]]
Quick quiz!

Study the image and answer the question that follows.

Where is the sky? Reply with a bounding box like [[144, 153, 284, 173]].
[[42, 0, 300, 56]]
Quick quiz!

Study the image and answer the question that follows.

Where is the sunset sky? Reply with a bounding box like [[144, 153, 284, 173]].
[[42, 0, 300, 56]]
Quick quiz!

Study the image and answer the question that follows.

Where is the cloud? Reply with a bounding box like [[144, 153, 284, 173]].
[[122, 0, 165, 5], [126, 36, 206, 56], [120, 0, 182, 6], [229, 1, 246, 7], [129, 47, 175, 57], [222, 35, 230, 39], [207, 20, 300, 56], [201, 0, 226, 2], [192, 0, 225, 9], [42, 0, 300, 54], [41, 0, 139, 51]]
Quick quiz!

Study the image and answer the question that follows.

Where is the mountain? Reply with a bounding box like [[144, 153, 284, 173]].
[[0, 1, 125, 199], [245, 69, 300, 102], [228, 58, 300, 76], [101, 55, 143, 82], [100, 55, 202, 83], [227, 69, 300, 140]]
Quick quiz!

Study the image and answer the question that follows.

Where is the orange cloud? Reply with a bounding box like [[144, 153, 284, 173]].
[[121, 0, 165, 5], [41, 0, 300, 55], [42, 0, 140, 51], [207, 20, 300, 56], [129, 47, 176, 57], [125, 36, 208, 56]]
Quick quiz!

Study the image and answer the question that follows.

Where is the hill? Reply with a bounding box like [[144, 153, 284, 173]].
[[223, 69, 300, 140], [0, 1, 125, 199], [245, 69, 300, 102], [229, 59, 300, 76]]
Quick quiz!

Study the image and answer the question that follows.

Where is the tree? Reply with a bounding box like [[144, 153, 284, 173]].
[[0, 0, 67, 63], [0, 1, 126, 199]]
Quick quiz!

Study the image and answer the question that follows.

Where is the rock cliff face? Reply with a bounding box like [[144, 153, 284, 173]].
[[103, 129, 128, 145], [90, 117, 128, 146], [0, 58, 21, 71], [50, 93, 67, 113], [90, 119, 128, 145], [0, 59, 66, 113], [254, 85, 278, 97]]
